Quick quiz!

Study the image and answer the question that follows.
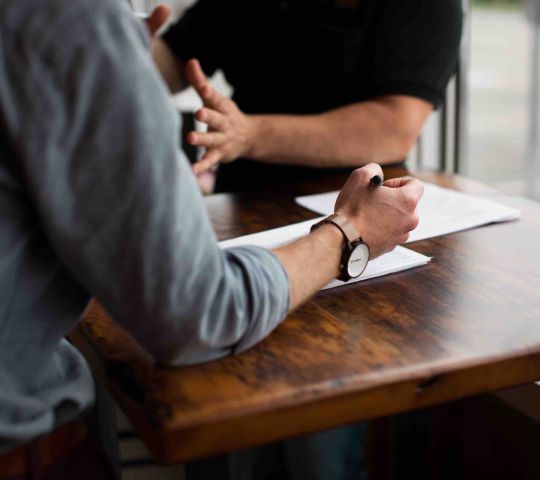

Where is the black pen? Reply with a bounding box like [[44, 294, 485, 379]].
[[369, 175, 384, 187]]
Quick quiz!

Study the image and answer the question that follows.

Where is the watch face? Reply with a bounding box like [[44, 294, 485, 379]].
[[347, 243, 370, 278]]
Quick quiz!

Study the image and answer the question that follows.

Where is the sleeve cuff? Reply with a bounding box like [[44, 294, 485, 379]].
[[224, 246, 291, 355], [366, 82, 445, 109]]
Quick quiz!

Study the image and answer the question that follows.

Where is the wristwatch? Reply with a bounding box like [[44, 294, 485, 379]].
[[311, 213, 370, 282]]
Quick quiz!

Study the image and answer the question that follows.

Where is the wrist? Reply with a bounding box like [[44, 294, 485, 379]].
[[309, 222, 343, 278], [312, 213, 370, 282], [244, 115, 266, 160]]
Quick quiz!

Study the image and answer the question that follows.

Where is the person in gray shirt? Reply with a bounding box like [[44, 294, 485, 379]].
[[0, 0, 423, 476]]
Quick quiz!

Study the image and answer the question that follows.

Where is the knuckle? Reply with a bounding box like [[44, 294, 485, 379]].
[[221, 98, 234, 111], [213, 115, 224, 129], [365, 162, 380, 171], [213, 94, 224, 105], [366, 162, 382, 177], [351, 168, 368, 182]]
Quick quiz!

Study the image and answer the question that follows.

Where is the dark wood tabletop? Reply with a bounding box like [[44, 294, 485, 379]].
[[71, 168, 540, 464]]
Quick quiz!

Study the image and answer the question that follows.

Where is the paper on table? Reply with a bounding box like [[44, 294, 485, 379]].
[[219, 221, 431, 290], [321, 246, 430, 290], [295, 183, 521, 243], [219, 217, 322, 250]]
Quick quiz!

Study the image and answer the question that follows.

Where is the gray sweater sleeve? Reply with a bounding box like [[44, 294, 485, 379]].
[[4, 0, 290, 365]]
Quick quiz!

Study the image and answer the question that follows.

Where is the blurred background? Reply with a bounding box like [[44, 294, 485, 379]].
[[469, 0, 535, 197]]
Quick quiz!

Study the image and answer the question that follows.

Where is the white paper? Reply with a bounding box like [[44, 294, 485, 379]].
[[320, 245, 430, 290], [219, 222, 431, 290], [295, 183, 521, 243], [219, 218, 323, 250]]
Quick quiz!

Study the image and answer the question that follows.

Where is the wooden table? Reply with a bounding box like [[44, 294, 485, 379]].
[[71, 168, 540, 464]]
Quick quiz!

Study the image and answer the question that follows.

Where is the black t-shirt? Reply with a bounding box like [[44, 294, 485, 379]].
[[164, 0, 463, 192]]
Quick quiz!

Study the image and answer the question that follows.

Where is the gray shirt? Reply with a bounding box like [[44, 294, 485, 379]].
[[0, 0, 290, 452]]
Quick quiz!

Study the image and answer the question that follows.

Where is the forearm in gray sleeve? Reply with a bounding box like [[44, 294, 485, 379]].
[[224, 247, 290, 354], [147, 246, 290, 366]]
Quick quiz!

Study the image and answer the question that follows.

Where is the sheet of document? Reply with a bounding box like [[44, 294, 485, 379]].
[[219, 222, 431, 290], [295, 183, 521, 243]]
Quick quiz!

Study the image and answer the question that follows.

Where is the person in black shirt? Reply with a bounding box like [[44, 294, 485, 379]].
[[152, 0, 463, 192]]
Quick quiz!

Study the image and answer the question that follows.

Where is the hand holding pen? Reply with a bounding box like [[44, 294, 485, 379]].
[[334, 164, 423, 258]]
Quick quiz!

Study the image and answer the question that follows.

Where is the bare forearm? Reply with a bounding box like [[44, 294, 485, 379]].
[[249, 97, 432, 168], [273, 224, 342, 310]]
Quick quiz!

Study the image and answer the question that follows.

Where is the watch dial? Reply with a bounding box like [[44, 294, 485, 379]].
[[347, 244, 370, 278]]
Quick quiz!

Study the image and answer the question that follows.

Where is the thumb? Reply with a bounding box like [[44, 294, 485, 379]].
[[146, 4, 171, 36]]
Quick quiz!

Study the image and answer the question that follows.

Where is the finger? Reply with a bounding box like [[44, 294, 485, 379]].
[[386, 178, 424, 212], [200, 84, 230, 112], [350, 163, 384, 184], [383, 176, 416, 188], [195, 108, 226, 131], [186, 60, 231, 112], [186, 58, 209, 96], [187, 131, 225, 149], [145, 4, 170, 36], [192, 150, 223, 174], [386, 176, 424, 200]]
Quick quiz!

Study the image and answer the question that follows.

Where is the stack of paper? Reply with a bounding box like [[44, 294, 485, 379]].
[[295, 183, 521, 243]]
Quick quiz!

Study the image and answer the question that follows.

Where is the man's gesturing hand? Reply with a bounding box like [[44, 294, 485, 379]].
[[186, 59, 256, 175], [335, 164, 423, 259]]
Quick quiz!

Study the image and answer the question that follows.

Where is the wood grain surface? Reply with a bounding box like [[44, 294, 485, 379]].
[[71, 168, 540, 463]]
